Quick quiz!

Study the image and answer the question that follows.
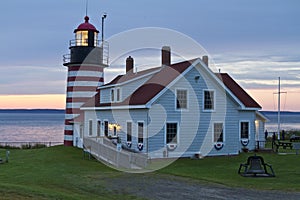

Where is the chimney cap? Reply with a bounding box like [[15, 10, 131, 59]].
[[162, 46, 171, 50], [126, 56, 133, 60]]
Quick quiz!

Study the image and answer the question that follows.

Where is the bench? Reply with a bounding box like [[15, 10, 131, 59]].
[[238, 155, 275, 177], [293, 143, 300, 155]]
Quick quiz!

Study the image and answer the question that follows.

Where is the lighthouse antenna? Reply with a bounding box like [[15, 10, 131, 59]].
[[85, 0, 89, 16]]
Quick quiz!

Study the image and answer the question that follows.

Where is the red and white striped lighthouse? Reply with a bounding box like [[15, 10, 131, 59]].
[[63, 16, 108, 146]]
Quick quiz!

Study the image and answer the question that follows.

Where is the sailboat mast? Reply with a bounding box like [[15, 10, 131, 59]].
[[277, 77, 281, 140]]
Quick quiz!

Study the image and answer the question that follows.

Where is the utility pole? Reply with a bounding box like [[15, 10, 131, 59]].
[[274, 77, 287, 140]]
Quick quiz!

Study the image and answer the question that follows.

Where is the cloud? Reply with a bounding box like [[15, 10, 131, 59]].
[[212, 51, 300, 91], [0, 65, 66, 95]]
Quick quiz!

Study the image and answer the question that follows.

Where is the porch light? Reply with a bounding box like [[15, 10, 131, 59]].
[[108, 123, 121, 131]]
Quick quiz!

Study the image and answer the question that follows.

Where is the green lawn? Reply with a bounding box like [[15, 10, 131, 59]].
[[0, 146, 299, 199], [159, 153, 300, 191], [0, 146, 133, 200]]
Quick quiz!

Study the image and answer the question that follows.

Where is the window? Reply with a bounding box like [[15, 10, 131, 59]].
[[111, 89, 115, 102], [138, 122, 144, 143], [166, 123, 178, 144], [176, 89, 187, 109], [116, 88, 121, 102], [214, 123, 224, 143], [240, 121, 249, 139], [113, 126, 117, 136], [204, 90, 214, 110], [97, 120, 101, 137], [80, 125, 83, 138], [104, 121, 108, 137], [88, 120, 93, 136], [127, 122, 132, 142]]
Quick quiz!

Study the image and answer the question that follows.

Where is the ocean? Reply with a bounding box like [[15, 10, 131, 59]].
[[0, 110, 299, 143], [0, 110, 64, 143], [263, 111, 300, 132]]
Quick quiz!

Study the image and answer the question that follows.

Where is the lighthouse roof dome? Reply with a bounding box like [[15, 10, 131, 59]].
[[74, 16, 99, 33]]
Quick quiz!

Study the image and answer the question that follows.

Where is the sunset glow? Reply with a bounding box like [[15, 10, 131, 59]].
[[0, 90, 298, 111], [248, 89, 299, 111], [0, 94, 65, 109]]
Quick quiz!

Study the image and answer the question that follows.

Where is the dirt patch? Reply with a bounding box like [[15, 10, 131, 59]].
[[104, 173, 300, 200]]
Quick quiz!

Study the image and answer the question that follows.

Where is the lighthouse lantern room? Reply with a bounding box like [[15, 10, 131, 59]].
[[63, 16, 108, 147]]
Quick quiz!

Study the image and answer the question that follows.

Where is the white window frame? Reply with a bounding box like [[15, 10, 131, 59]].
[[137, 121, 144, 144], [165, 122, 179, 145], [239, 120, 250, 140], [175, 88, 188, 111], [203, 89, 215, 112], [126, 120, 133, 142], [213, 122, 225, 143]]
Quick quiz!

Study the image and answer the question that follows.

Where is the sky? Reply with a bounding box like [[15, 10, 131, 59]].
[[0, 0, 299, 111]]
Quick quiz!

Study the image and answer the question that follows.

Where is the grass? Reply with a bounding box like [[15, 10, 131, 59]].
[[0, 146, 136, 200], [0, 146, 299, 199], [159, 153, 300, 191]]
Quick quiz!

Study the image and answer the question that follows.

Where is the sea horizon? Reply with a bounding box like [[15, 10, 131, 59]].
[[0, 109, 299, 143]]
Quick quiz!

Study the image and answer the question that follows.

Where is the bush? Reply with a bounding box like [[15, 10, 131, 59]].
[[21, 143, 47, 149]]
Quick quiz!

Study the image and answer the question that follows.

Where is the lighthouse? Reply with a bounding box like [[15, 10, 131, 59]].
[[63, 16, 108, 146]]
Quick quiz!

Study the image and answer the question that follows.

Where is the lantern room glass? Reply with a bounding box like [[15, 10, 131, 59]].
[[75, 31, 88, 46], [75, 31, 98, 46]]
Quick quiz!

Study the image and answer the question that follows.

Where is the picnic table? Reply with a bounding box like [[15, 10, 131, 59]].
[[273, 140, 293, 152], [290, 135, 300, 142]]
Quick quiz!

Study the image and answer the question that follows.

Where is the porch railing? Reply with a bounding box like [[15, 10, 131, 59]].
[[83, 137, 148, 169]]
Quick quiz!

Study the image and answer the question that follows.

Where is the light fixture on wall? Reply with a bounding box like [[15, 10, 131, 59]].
[[108, 123, 121, 131]]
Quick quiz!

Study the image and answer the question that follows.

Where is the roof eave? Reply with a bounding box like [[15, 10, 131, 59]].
[[81, 105, 148, 110], [256, 111, 269, 122], [238, 107, 261, 111]]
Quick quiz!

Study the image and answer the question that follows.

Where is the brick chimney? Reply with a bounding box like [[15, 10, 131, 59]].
[[202, 55, 208, 67], [162, 46, 171, 66], [126, 56, 134, 73]]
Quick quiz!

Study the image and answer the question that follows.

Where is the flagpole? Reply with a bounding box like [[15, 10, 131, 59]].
[[277, 77, 280, 140]]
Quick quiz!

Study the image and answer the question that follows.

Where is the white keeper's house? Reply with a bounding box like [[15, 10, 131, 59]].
[[63, 16, 267, 159]]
